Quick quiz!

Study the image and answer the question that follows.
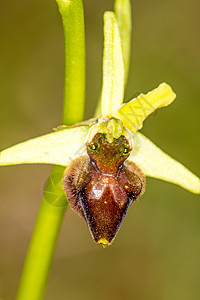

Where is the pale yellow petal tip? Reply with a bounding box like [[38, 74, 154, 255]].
[[156, 82, 176, 106], [117, 82, 176, 133], [98, 238, 109, 248], [104, 11, 115, 20]]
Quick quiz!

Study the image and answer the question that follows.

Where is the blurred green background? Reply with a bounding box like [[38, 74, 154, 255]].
[[0, 0, 200, 299]]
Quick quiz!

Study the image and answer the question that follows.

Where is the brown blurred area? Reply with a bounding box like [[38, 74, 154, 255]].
[[0, 0, 200, 299]]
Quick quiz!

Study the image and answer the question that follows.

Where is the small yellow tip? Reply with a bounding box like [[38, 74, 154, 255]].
[[98, 238, 109, 248]]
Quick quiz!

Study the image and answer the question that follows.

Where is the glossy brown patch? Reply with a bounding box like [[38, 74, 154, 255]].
[[63, 133, 145, 246]]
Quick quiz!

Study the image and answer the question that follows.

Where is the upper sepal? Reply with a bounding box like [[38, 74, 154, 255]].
[[101, 12, 124, 119]]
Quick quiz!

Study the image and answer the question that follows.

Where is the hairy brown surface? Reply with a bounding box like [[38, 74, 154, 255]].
[[63, 133, 145, 245]]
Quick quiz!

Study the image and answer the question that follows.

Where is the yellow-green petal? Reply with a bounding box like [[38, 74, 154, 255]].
[[114, 0, 131, 85], [0, 126, 89, 167], [101, 11, 124, 118], [118, 83, 176, 133], [129, 132, 200, 194]]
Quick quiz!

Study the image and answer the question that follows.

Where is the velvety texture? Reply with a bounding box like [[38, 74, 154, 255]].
[[63, 133, 145, 245]]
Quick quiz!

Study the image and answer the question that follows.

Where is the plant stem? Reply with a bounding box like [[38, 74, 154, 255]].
[[16, 0, 85, 299], [16, 195, 67, 300], [58, 0, 86, 125]]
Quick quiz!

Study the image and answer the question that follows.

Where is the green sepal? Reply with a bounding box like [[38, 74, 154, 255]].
[[101, 12, 124, 118], [129, 132, 200, 194], [0, 126, 89, 167], [114, 0, 131, 84]]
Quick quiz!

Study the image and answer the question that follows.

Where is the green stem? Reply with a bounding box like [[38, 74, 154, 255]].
[[16, 0, 85, 299], [16, 197, 67, 300], [58, 0, 86, 125]]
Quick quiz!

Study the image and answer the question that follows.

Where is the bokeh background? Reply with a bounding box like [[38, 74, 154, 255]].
[[0, 0, 200, 299]]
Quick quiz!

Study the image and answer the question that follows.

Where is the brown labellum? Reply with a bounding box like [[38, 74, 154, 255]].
[[63, 133, 145, 247]]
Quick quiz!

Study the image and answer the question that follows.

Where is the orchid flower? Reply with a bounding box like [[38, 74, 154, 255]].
[[1, 0, 200, 298], [0, 9, 200, 248]]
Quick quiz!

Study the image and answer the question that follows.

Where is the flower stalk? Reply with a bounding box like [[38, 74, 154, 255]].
[[16, 194, 67, 300], [16, 0, 86, 299]]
